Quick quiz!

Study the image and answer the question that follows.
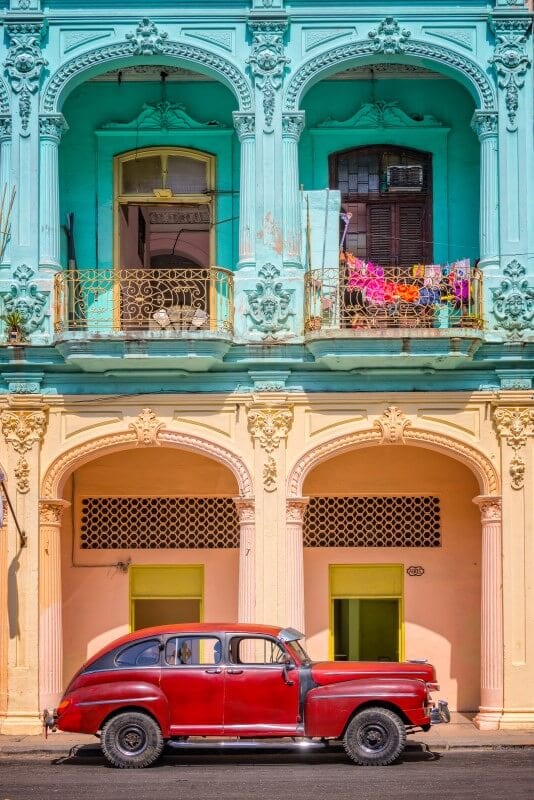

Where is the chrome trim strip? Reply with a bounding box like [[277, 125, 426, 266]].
[[77, 697, 159, 706]]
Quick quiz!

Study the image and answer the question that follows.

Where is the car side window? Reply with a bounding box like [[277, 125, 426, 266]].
[[115, 639, 161, 667], [229, 636, 287, 665], [165, 636, 222, 666]]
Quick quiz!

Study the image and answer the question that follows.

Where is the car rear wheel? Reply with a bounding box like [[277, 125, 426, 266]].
[[101, 711, 164, 769], [343, 707, 406, 766]]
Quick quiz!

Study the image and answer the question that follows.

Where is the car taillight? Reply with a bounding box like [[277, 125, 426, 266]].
[[426, 682, 440, 693], [56, 698, 72, 715]]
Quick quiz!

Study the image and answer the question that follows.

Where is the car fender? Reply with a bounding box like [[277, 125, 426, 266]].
[[304, 676, 427, 738], [57, 680, 170, 736]]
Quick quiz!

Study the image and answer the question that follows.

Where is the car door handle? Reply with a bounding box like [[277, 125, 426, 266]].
[[204, 668, 222, 674], [226, 668, 243, 675]]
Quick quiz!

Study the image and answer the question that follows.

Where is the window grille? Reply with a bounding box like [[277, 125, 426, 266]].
[[303, 496, 441, 547], [79, 496, 239, 549]]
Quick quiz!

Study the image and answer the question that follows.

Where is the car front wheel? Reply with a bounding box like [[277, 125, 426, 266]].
[[343, 707, 406, 766], [101, 711, 164, 769]]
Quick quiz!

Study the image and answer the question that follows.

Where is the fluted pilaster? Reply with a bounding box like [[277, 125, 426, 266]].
[[282, 113, 305, 268], [472, 112, 499, 270], [39, 115, 68, 271], [39, 499, 69, 711], [0, 116, 12, 266], [233, 498, 256, 623], [285, 498, 308, 634], [473, 495, 503, 730], [233, 112, 256, 266]]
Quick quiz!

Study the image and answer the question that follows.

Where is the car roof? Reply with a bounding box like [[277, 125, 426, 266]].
[[84, 623, 286, 667]]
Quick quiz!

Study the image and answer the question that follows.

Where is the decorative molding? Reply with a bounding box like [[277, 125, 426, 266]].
[[282, 112, 305, 139], [247, 20, 289, 130], [490, 17, 531, 131], [374, 406, 412, 445], [2, 371, 43, 394], [62, 30, 114, 55], [102, 99, 226, 130], [183, 29, 234, 53], [1, 264, 48, 336], [125, 18, 168, 56], [42, 26, 253, 114], [491, 260, 534, 338], [423, 27, 475, 51], [128, 408, 164, 446], [39, 114, 69, 141], [42, 428, 253, 499], [232, 497, 255, 524], [263, 455, 277, 492], [317, 100, 443, 129], [286, 497, 309, 524], [0, 116, 12, 140], [1, 408, 48, 493], [303, 28, 355, 52], [39, 499, 70, 526], [493, 407, 534, 490], [288, 425, 499, 498], [5, 22, 48, 134], [368, 17, 411, 55], [471, 110, 499, 139], [285, 27, 496, 112], [244, 263, 295, 341], [473, 495, 502, 525], [247, 405, 294, 453], [233, 111, 255, 140]]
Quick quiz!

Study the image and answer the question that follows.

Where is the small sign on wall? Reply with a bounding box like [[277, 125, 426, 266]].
[[407, 566, 425, 577]]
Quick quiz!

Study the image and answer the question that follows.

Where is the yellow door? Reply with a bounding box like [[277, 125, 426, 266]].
[[129, 565, 203, 631]]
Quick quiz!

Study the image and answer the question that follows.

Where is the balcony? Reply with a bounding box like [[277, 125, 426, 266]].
[[54, 267, 234, 372], [304, 262, 484, 370]]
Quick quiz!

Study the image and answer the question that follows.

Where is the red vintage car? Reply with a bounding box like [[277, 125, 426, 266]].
[[44, 623, 449, 768]]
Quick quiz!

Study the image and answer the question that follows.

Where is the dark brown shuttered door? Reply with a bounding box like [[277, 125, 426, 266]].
[[331, 146, 432, 266]]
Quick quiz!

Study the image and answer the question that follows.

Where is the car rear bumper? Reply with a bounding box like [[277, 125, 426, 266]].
[[430, 700, 451, 724]]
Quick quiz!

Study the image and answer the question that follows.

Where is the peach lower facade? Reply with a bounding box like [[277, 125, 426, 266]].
[[0, 390, 533, 734]]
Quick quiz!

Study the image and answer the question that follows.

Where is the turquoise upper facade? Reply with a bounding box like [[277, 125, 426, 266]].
[[0, 0, 532, 395]]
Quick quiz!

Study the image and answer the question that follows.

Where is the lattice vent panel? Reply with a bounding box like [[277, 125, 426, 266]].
[[79, 496, 240, 549], [304, 496, 441, 547]]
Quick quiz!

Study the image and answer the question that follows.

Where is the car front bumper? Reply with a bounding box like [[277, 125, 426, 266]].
[[430, 700, 450, 724]]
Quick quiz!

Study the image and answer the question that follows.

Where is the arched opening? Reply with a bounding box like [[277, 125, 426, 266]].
[[301, 444, 482, 713], [60, 446, 240, 686]]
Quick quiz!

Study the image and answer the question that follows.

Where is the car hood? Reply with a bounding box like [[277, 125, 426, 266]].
[[310, 661, 436, 686]]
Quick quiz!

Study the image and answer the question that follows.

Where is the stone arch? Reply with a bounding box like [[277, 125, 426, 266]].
[[284, 37, 496, 113], [41, 39, 253, 115], [41, 426, 254, 500], [287, 424, 499, 499]]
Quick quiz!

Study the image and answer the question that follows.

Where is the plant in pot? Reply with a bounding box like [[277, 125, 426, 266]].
[[1, 309, 28, 344]]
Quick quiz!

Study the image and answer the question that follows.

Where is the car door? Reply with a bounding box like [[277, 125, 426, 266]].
[[223, 635, 300, 736], [159, 634, 224, 735]]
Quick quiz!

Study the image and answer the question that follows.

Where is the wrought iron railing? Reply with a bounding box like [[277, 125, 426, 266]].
[[305, 263, 483, 332], [54, 267, 234, 335]]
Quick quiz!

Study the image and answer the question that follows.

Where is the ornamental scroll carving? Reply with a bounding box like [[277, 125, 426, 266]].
[[490, 17, 532, 131], [1, 264, 48, 336], [125, 19, 168, 56], [247, 20, 289, 130], [5, 22, 47, 134], [244, 263, 295, 341], [368, 17, 411, 55], [494, 407, 534, 490], [374, 406, 412, 445], [1, 408, 48, 493], [128, 408, 164, 446], [247, 405, 293, 453], [491, 260, 534, 337]]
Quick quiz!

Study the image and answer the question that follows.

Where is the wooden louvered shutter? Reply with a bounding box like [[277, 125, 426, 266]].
[[398, 203, 427, 267], [367, 204, 394, 264]]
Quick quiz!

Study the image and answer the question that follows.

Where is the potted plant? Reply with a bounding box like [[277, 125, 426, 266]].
[[1, 309, 28, 344]]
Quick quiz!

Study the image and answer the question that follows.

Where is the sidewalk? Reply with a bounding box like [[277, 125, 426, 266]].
[[1, 714, 533, 757]]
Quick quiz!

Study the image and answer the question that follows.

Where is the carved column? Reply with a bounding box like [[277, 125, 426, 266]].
[[0, 491, 7, 719], [493, 400, 534, 728], [286, 498, 309, 634], [233, 498, 256, 623], [233, 113, 256, 267], [473, 496, 503, 730], [282, 113, 305, 269], [0, 403, 48, 734], [39, 499, 69, 712], [39, 115, 68, 272], [247, 404, 293, 624], [471, 112, 499, 272], [0, 116, 12, 267]]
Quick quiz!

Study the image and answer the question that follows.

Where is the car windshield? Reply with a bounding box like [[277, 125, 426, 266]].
[[288, 639, 311, 664]]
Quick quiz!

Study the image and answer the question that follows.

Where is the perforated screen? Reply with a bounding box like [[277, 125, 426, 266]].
[[303, 496, 441, 547], [79, 496, 240, 549]]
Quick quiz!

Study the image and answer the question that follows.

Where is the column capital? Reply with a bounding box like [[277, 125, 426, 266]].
[[0, 116, 12, 142], [232, 112, 255, 141], [471, 110, 499, 140], [39, 498, 70, 526], [39, 114, 68, 143], [282, 112, 305, 141], [286, 497, 309, 524], [473, 495, 502, 524], [233, 496, 255, 524]]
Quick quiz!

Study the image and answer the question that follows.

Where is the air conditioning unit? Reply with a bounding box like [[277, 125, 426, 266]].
[[386, 165, 424, 192]]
